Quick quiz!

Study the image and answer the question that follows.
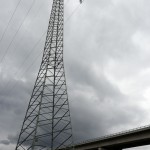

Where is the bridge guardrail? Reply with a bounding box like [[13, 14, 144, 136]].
[[75, 124, 150, 146]]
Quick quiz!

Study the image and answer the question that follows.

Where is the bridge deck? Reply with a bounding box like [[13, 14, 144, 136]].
[[74, 125, 150, 150]]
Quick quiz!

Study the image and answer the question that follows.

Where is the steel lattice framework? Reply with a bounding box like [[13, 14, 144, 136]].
[[15, 0, 73, 149]]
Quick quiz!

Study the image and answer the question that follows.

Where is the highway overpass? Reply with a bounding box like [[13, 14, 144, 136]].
[[73, 125, 150, 150]]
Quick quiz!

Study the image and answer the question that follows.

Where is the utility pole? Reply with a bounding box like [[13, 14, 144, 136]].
[[15, 0, 73, 149]]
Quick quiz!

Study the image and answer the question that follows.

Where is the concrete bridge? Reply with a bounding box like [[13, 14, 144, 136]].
[[73, 125, 150, 150]]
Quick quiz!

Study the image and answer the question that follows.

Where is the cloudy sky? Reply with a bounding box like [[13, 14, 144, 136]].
[[1, 0, 150, 150]]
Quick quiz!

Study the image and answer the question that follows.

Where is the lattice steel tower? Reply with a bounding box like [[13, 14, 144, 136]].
[[15, 0, 73, 149]]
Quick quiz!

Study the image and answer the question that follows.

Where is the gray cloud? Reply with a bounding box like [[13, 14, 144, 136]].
[[0, 140, 10, 145], [1, 0, 150, 150]]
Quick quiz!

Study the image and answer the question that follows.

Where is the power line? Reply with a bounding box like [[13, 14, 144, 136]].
[[5, 31, 46, 89], [9, 50, 42, 92], [0, 0, 36, 64], [4, 1, 48, 88], [65, 3, 80, 23], [7, 2, 82, 92], [0, 0, 22, 44]]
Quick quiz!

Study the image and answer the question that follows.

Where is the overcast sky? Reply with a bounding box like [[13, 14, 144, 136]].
[[1, 0, 150, 150]]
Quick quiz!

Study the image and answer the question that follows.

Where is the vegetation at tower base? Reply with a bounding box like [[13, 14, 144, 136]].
[[15, 0, 73, 149]]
